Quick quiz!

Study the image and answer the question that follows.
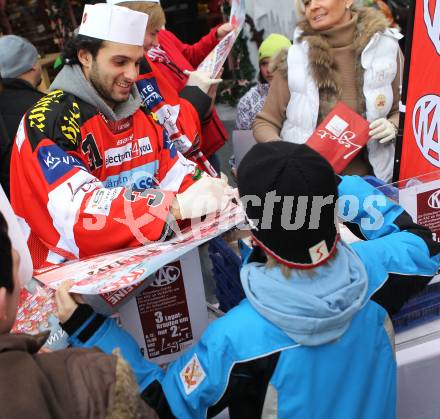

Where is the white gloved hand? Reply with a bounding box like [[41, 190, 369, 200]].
[[369, 118, 398, 144], [184, 70, 222, 94], [176, 176, 235, 219]]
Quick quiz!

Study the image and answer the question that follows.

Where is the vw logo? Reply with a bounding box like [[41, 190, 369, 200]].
[[424, 0, 440, 55], [428, 189, 440, 209], [412, 94, 440, 167]]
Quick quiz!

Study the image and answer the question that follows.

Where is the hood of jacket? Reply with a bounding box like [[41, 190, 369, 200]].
[[241, 241, 368, 346], [50, 64, 141, 121]]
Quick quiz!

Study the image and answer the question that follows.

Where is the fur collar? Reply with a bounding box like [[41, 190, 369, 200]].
[[279, 8, 390, 121], [107, 349, 159, 419]]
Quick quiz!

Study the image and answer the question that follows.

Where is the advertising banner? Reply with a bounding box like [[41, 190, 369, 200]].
[[396, 0, 440, 180]]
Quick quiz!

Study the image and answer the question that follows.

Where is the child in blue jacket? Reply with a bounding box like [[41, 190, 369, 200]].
[[56, 142, 440, 419]]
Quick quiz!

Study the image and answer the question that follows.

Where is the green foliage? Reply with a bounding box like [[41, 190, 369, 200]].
[[217, 2, 257, 107]]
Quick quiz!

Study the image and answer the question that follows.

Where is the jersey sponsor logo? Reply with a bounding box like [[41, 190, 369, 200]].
[[38, 144, 86, 185], [28, 90, 64, 132], [84, 187, 122, 216], [103, 162, 159, 189], [180, 354, 206, 395], [60, 101, 81, 146], [105, 136, 153, 167], [116, 134, 134, 146]]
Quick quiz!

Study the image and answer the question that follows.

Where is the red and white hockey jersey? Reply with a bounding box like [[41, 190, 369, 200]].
[[10, 89, 199, 268]]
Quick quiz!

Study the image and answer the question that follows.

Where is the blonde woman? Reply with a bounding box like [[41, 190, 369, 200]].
[[253, 0, 403, 182]]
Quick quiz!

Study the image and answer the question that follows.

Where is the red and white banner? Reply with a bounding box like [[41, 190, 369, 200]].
[[197, 0, 246, 77], [398, 0, 440, 180]]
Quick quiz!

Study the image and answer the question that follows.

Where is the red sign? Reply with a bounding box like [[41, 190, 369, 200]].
[[417, 188, 440, 242], [398, 0, 440, 180], [306, 102, 370, 174]]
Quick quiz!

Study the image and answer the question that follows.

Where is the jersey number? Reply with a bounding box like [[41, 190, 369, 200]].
[[81, 133, 103, 171]]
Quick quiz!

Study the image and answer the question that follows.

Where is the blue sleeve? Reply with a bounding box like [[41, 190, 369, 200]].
[[338, 176, 440, 311], [337, 175, 404, 239], [152, 325, 231, 419], [67, 312, 164, 391]]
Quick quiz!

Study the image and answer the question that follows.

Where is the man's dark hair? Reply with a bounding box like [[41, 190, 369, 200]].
[[61, 35, 104, 66], [0, 211, 13, 293]]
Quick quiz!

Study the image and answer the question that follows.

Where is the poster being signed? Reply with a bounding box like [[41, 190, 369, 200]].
[[34, 204, 243, 295], [197, 0, 246, 77]]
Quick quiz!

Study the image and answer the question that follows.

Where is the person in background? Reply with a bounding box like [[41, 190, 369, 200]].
[[10, 4, 233, 269], [253, 0, 403, 183], [108, 0, 222, 176], [236, 33, 291, 130], [147, 4, 234, 168], [0, 95, 11, 197], [0, 36, 45, 197], [55, 142, 440, 418], [0, 208, 157, 419]]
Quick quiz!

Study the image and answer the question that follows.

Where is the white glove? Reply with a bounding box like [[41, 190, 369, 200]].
[[369, 118, 398, 144], [183, 70, 222, 94], [176, 176, 235, 219]]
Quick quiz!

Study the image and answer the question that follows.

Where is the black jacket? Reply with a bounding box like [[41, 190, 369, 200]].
[[0, 114, 10, 197], [0, 78, 44, 197]]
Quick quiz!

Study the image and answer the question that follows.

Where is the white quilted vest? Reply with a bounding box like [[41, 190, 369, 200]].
[[280, 27, 402, 182]]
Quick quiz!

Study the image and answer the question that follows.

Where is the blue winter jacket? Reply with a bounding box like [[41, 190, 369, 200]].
[[65, 176, 440, 419]]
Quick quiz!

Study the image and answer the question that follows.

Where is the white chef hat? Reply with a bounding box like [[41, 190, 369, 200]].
[[107, 0, 160, 5], [79, 3, 149, 46]]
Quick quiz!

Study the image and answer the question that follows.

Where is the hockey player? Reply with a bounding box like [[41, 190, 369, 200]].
[[10, 3, 232, 268]]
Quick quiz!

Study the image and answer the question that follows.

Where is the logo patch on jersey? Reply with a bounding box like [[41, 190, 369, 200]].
[[84, 188, 121, 216], [180, 354, 206, 395], [38, 144, 86, 185], [104, 162, 159, 189], [105, 137, 153, 167]]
